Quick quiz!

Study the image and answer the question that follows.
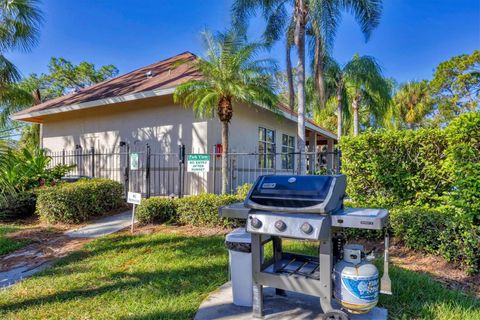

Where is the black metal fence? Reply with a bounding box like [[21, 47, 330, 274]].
[[48, 145, 341, 198]]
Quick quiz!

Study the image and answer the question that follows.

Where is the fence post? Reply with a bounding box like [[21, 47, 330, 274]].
[[337, 149, 342, 174], [90, 147, 95, 178], [178, 144, 185, 198], [146, 144, 151, 198], [125, 144, 130, 199], [62, 149, 66, 166]]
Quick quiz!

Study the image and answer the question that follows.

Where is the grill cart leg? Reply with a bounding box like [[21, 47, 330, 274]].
[[273, 237, 286, 296], [319, 238, 334, 314], [252, 284, 264, 318], [252, 233, 264, 318]]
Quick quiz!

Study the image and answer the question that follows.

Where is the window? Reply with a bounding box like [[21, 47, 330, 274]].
[[258, 127, 275, 169], [281, 134, 295, 170]]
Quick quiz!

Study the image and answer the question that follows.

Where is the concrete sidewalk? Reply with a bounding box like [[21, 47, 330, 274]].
[[65, 210, 133, 238], [195, 282, 387, 320]]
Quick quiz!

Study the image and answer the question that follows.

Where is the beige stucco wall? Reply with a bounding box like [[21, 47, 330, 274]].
[[39, 95, 335, 195], [41, 95, 214, 153]]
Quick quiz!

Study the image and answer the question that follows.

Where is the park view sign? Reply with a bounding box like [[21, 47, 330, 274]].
[[187, 154, 210, 173]]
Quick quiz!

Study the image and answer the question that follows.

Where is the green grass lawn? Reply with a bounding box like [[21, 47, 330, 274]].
[[0, 232, 478, 320], [0, 225, 31, 256]]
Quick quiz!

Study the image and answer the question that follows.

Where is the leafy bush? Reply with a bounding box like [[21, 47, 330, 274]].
[[0, 191, 36, 221], [341, 113, 480, 274], [136, 193, 242, 228], [390, 206, 479, 274], [1, 147, 74, 192], [136, 197, 176, 224], [176, 194, 241, 227], [236, 183, 252, 200], [341, 128, 450, 207], [36, 178, 124, 223], [444, 112, 480, 224]]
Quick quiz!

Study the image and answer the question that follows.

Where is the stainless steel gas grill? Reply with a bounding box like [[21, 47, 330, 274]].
[[219, 174, 391, 320]]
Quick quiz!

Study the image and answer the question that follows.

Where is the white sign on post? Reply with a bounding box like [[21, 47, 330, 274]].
[[127, 192, 142, 205], [127, 192, 142, 233], [187, 154, 210, 173]]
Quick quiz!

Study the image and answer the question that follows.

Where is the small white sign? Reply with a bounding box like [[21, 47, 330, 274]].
[[187, 154, 210, 173], [127, 192, 142, 205], [130, 153, 139, 170]]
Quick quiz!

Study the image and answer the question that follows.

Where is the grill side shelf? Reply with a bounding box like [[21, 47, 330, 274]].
[[218, 202, 250, 219], [332, 208, 389, 230]]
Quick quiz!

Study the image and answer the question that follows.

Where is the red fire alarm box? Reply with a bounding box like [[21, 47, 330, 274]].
[[215, 144, 222, 158]]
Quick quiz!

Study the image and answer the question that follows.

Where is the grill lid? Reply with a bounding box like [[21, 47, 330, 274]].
[[245, 175, 346, 214]]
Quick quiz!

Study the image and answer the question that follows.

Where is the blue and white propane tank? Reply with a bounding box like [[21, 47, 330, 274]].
[[333, 244, 379, 314]]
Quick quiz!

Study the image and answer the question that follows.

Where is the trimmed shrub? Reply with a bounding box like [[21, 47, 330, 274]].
[[176, 193, 241, 228], [390, 207, 452, 254], [0, 191, 36, 221], [444, 112, 480, 224], [341, 128, 450, 208], [136, 193, 243, 228], [36, 178, 124, 223], [390, 206, 479, 274], [136, 197, 176, 224]]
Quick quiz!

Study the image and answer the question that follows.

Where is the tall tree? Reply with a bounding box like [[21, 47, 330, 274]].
[[430, 50, 480, 125], [0, 0, 43, 132], [174, 31, 278, 194], [392, 80, 433, 129], [325, 54, 390, 136], [232, 0, 383, 173], [0, 58, 118, 148]]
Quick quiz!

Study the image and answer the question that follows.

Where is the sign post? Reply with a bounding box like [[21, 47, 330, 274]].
[[127, 192, 142, 233], [187, 154, 211, 173]]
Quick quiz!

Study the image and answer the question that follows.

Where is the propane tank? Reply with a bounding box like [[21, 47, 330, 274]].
[[333, 244, 379, 314]]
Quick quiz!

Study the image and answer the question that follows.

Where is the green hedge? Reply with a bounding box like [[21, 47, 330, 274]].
[[135, 197, 177, 224], [341, 112, 480, 274], [176, 194, 241, 227], [341, 128, 450, 207], [390, 206, 479, 274], [444, 112, 480, 224], [36, 179, 124, 223], [0, 191, 36, 221], [136, 193, 242, 228]]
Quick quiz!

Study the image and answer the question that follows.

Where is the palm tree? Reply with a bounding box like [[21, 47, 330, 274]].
[[0, 0, 42, 138], [232, 0, 383, 173], [174, 31, 278, 194], [392, 80, 433, 129], [325, 54, 390, 137], [0, 0, 42, 85]]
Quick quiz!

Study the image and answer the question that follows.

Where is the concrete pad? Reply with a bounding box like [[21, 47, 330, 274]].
[[195, 282, 388, 320], [65, 211, 133, 238], [0, 262, 53, 288]]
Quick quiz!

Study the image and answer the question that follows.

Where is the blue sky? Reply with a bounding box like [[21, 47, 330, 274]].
[[8, 0, 480, 84]]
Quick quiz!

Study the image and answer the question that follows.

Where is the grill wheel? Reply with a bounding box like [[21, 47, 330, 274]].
[[322, 310, 349, 320]]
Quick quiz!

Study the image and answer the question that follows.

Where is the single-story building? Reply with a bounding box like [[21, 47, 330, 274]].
[[12, 52, 338, 195]]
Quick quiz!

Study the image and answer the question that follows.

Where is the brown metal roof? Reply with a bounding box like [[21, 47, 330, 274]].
[[14, 51, 200, 116]]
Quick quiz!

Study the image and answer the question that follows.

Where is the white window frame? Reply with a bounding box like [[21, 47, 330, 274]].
[[258, 126, 276, 169]]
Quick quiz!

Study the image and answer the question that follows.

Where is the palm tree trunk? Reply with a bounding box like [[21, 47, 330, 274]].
[[352, 97, 360, 136], [294, 0, 307, 174], [221, 120, 229, 194], [218, 96, 233, 194], [337, 96, 342, 138], [314, 32, 326, 108], [286, 41, 295, 110]]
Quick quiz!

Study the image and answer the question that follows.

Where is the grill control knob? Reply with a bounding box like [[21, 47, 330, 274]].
[[301, 222, 313, 234], [275, 220, 287, 232], [250, 217, 262, 229]]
